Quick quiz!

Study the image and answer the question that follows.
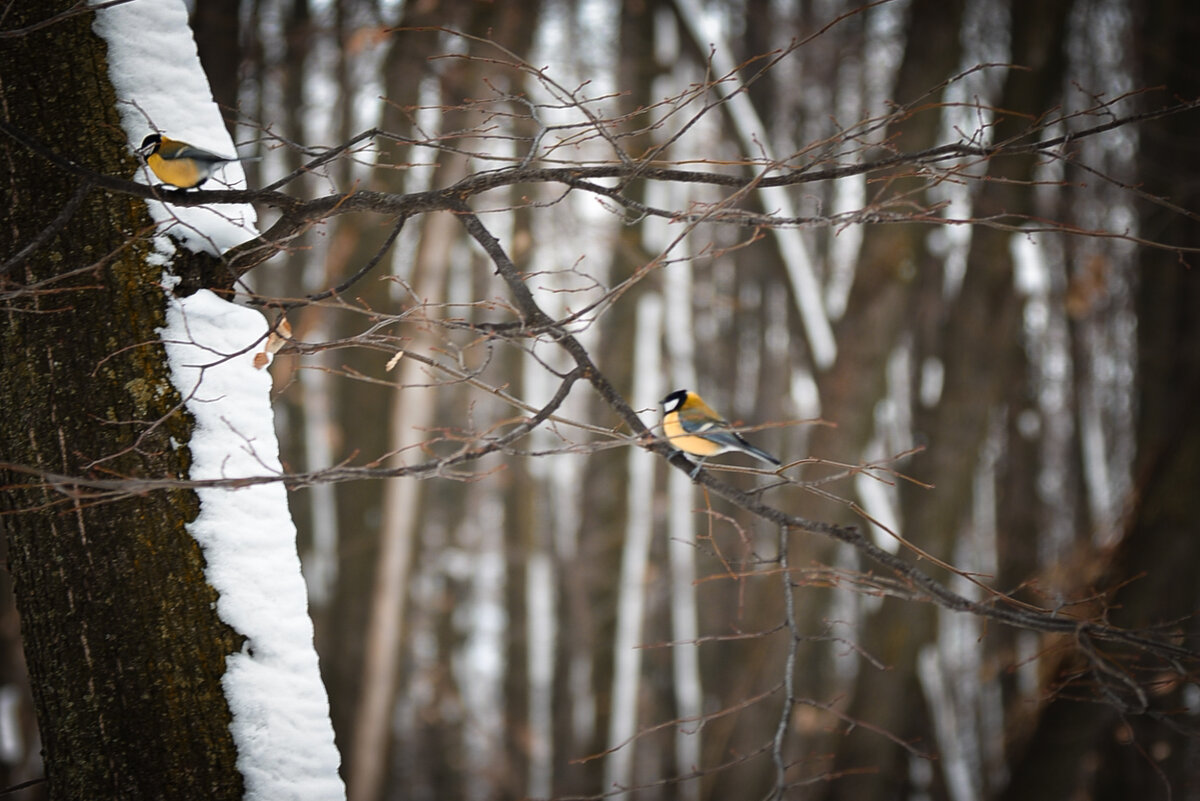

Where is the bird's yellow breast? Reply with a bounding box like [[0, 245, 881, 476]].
[[663, 413, 723, 457], [146, 153, 204, 189]]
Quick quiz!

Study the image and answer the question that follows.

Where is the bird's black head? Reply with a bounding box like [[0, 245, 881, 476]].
[[137, 133, 162, 158], [660, 389, 688, 413]]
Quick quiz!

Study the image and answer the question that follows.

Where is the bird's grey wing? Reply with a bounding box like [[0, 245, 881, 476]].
[[172, 144, 234, 163]]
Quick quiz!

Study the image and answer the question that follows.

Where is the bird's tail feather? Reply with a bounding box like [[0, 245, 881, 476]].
[[742, 441, 781, 466]]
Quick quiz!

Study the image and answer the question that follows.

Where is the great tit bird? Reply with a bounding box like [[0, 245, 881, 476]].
[[660, 389, 781, 478], [136, 133, 251, 189]]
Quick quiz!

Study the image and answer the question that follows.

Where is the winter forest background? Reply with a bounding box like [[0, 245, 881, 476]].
[[2, 0, 1200, 799]]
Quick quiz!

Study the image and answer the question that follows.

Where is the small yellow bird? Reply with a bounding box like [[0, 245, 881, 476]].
[[660, 389, 781, 478], [136, 133, 252, 189]]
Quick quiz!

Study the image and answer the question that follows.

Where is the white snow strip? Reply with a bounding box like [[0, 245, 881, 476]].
[[93, 0, 258, 256], [161, 290, 344, 801]]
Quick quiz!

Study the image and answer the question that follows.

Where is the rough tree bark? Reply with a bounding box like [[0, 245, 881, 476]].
[[0, 3, 244, 799]]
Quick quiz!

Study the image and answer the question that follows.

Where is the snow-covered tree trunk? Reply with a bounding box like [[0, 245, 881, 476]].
[[0, 2, 343, 799], [0, 3, 246, 798]]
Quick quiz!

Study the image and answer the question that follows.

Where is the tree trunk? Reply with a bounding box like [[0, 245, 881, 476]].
[[830, 1, 1072, 798], [999, 3, 1200, 798], [0, 3, 243, 799], [191, 0, 242, 136]]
